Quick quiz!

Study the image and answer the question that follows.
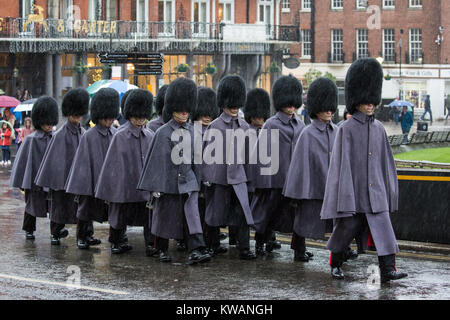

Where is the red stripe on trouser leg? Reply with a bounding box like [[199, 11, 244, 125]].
[[367, 232, 375, 247], [329, 252, 332, 267]]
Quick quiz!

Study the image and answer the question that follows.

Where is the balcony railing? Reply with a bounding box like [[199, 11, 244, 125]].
[[0, 18, 299, 42]]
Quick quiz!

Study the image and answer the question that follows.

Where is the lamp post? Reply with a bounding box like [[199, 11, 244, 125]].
[[398, 38, 403, 100]]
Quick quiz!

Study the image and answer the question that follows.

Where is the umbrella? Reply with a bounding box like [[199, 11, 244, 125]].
[[86, 80, 139, 97], [0, 120, 14, 130], [14, 98, 37, 112], [0, 95, 20, 108], [388, 100, 414, 108]]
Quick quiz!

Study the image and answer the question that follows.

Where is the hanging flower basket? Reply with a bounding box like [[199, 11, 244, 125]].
[[384, 73, 392, 81], [73, 61, 88, 74], [204, 63, 216, 75], [267, 62, 281, 74], [176, 63, 190, 73]]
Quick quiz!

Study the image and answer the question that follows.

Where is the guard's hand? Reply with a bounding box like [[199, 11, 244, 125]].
[[152, 192, 161, 198], [203, 181, 212, 187]]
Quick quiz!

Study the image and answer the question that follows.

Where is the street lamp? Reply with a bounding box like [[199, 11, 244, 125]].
[[398, 37, 403, 100], [376, 56, 384, 65]]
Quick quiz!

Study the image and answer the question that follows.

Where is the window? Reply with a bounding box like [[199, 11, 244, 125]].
[[89, 0, 102, 20], [218, 0, 234, 23], [331, 0, 343, 10], [409, 28, 422, 63], [356, 29, 369, 59], [383, 0, 395, 9], [131, 0, 149, 34], [106, 0, 117, 20], [21, 0, 34, 19], [192, 0, 210, 36], [383, 29, 395, 62], [409, 0, 422, 8], [331, 29, 343, 62], [301, 30, 311, 58], [302, 0, 311, 11], [282, 0, 290, 12], [158, 0, 175, 35], [192, 55, 214, 88], [356, 0, 368, 10], [258, 0, 273, 37]]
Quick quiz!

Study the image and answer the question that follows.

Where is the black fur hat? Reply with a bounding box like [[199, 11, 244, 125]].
[[162, 106, 172, 124], [272, 75, 303, 111], [306, 77, 338, 119], [164, 78, 197, 115], [120, 89, 136, 115], [31, 96, 59, 130], [244, 88, 271, 123], [124, 89, 153, 120], [90, 88, 120, 124], [61, 88, 90, 117], [217, 75, 246, 110], [192, 87, 219, 121], [154, 85, 169, 116], [345, 58, 383, 115]]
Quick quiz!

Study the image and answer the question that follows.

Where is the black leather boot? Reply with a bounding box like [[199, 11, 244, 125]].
[[86, 236, 101, 246], [77, 239, 90, 250], [188, 249, 211, 264], [378, 254, 408, 283], [25, 232, 35, 240], [159, 250, 172, 262], [330, 252, 345, 279]]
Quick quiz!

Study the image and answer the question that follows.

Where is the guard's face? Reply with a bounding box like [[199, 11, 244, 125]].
[[199, 115, 212, 126], [68, 115, 82, 125], [224, 107, 239, 117], [251, 117, 265, 128], [282, 106, 295, 116], [316, 111, 333, 122], [357, 104, 375, 116], [130, 117, 147, 128], [98, 118, 114, 128], [41, 124, 53, 133], [173, 111, 189, 124]]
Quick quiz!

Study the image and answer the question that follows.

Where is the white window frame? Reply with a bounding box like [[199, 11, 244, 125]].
[[356, 29, 369, 59], [409, 0, 422, 8], [257, 0, 274, 39], [383, 0, 395, 9], [218, 0, 234, 23], [158, 0, 176, 37], [356, 0, 368, 10], [301, 29, 311, 58], [331, 0, 343, 10], [409, 28, 422, 64], [105, 0, 117, 21], [301, 0, 311, 12], [191, 0, 210, 37], [382, 29, 396, 62], [331, 29, 343, 62], [281, 0, 290, 13], [89, 0, 102, 20]]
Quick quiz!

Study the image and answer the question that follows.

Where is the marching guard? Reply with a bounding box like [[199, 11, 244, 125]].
[[10, 96, 59, 240], [147, 84, 168, 132]]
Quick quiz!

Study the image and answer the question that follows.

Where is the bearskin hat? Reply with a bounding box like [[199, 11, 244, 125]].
[[120, 89, 136, 115], [162, 106, 172, 124], [164, 78, 197, 116], [306, 77, 338, 119], [31, 96, 59, 130], [217, 75, 246, 110], [244, 88, 271, 123], [271, 75, 303, 111], [154, 85, 169, 116], [192, 86, 219, 121], [61, 88, 90, 117], [345, 58, 383, 115], [90, 88, 120, 124], [123, 89, 153, 120]]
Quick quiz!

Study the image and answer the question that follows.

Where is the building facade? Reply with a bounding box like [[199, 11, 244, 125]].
[[283, 0, 450, 119], [0, 0, 299, 102]]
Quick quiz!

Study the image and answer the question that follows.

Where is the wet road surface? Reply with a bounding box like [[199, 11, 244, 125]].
[[0, 166, 449, 300]]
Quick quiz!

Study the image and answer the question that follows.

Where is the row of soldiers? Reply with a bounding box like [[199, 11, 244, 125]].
[[10, 58, 407, 282]]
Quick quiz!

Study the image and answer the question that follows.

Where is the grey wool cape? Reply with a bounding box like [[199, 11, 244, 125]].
[[35, 121, 85, 224], [283, 119, 337, 239], [137, 119, 203, 239], [65, 125, 117, 222], [10, 130, 53, 218], [146, 117, 165, 132]]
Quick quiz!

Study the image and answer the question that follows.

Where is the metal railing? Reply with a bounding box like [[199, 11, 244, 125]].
[[0, 18, 300, 42]]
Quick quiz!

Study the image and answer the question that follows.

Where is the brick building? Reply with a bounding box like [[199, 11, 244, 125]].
[[0, 0, 299, 103], [284, 0, 450, 119]]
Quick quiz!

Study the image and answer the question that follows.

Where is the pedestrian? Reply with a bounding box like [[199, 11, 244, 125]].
[[250, 75, 305, 256], [283, 78, 338, 261], [35, 88, 90, 245], [22, 89, 32, 102], [320, 58, 407, 283], [189, 86, 225, 255], [420, 94, 432, 125], [147, 84, 168, 132], [445, 95, 450, 121], [0, 121, 12, 166], [65, 88, 120, 250], [15, 89, 23, 102], [3, 108, 16, 142], [244, 88, 281, 251], [138, 78, 211, 264], [399, 105, 413, 144], [10, 97, 58, 240], [95, 89, 154, 255], [202, 75, 257, 260], [16, 117, 34, 150]]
